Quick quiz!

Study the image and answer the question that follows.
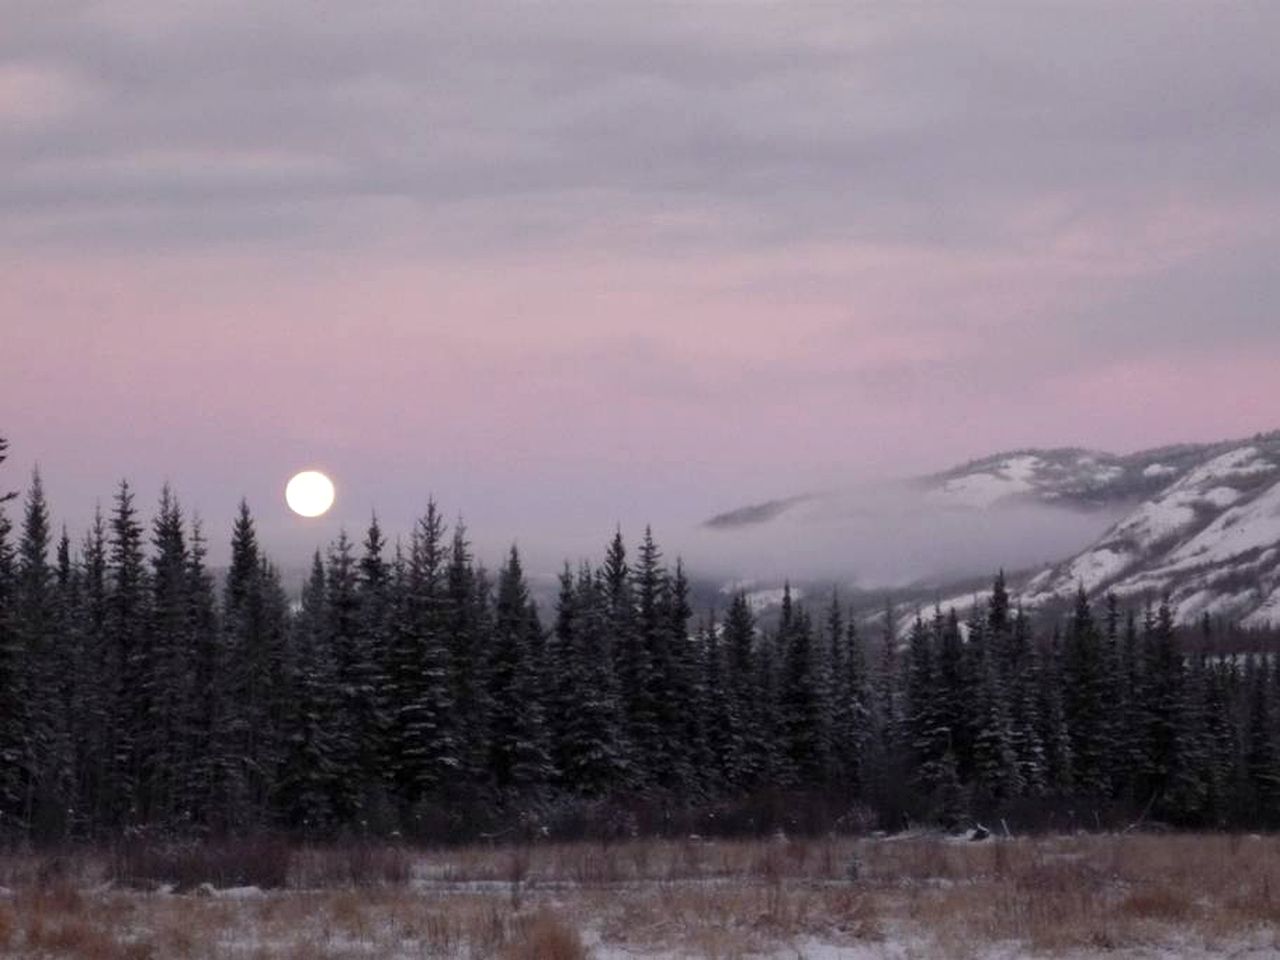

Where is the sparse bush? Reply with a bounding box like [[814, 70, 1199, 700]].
[[505, 910, 587, 960], [292, 842, 411, 888], [1120, 884, 1193, 921], [110, 836, 292, 891]]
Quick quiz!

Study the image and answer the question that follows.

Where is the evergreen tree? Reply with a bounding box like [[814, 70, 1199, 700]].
[[78, 509, 111, 833], [1141, 602, 1187, 813], [0, 459, 19, 834], [392, 505, 458, 814], [1062, 588, 1110, 795], [145, 486, 193, 827], [43, 531, 80, 839], [278, 553, 336, 831], [354, 517, 395, 821], [906, 615, 949, 801], [1006, 606, 1046, 796], [15, 472, 57, 836], [220, 501, 289, 828], [183, 516, 220, 830], [1244, 656, 1279, 824], [488, 546, 552, 790], [722, 593, 765, 787], [603, 532, 652, 787], [778, 587, 828, 786], [659, 556, 700, 790], [836, 611, 871, 791], [632, 529, 671, 785], [105, 481, 149, 826], [968, 612, 1022, 803], [444, 522, 490, 784], [698, 610, 735, 789], [1037, 626, 1074, 794], [549, 564, 628, 794]]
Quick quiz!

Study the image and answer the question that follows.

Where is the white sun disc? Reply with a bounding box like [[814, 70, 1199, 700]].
[[285, 470, 336, 518]]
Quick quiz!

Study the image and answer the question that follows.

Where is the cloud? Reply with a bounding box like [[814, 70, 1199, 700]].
[[3, 3, 1277, 259]]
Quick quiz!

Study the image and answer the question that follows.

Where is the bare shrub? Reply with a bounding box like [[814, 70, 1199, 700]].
[[111, 836, 291, 891], [292, 843, 411, 888], [505, 910, 587, 960]]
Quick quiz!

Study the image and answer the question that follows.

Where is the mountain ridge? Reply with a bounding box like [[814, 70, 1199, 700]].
[[704, 430, 1280, 627]]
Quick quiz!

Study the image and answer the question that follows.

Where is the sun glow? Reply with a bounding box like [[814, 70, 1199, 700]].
[[285, 470, 335, 517]]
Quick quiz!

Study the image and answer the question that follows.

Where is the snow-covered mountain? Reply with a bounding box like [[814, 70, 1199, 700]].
[[705, 431, 1280, 628], [920, 442, 1233, 511], [1020, 439, 1280, 627]]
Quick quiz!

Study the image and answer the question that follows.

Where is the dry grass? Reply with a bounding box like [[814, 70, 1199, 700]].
[[0, 833, 1276, 957]]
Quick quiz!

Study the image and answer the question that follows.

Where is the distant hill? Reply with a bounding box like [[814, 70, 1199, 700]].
[[704, 431, 1280, 627]]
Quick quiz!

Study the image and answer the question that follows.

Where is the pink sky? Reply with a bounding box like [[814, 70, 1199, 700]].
[[4, 2, 1279, 570]]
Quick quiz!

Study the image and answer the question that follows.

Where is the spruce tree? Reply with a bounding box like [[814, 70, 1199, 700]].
[[778, 589, 828, 786], [1037, 626, 1074, 794], [1244, 656, 1279, 825], [603, 532, 651, 787], [1062, 588, 1110, 795], [1006, 606, 1046, 796], [722, 593, 764, 788], [549, 564, 628, 794], [0, 464, 18, 833], [78, 509, 111, 833], [220, 501, 289, 828], [1141, 601, 1186, 812], [488, 546, 552, 790], [698, 610, 735, 790], [105, 480, 149, 826], [658, 555, 700, 790], [444, 522, 490, 784], [183, 516, 220, 830], [145, 486, 193, 828], [391, 505, 458, 815], [16, 472, 56, 836], [278, 553, 337, 831], [631, 529, 669, 785]]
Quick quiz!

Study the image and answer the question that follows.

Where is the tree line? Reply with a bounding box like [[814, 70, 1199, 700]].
[[0, 440, 1278, 843]]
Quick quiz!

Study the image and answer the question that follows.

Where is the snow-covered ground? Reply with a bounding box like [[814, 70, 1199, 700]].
[[3, 834, 1277, 958]]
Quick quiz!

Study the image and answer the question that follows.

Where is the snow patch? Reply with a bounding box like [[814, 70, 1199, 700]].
[[1143, 463, 1178, 478], [933, 455, 1041, 508], [201, 884, 265, 900], [1167, 479, 1280, 569], [1242, 582, 1280, 629], [1091, 464, 1124, 483], [1202, 486, 1242, 508], [745, 587, 801, 613]]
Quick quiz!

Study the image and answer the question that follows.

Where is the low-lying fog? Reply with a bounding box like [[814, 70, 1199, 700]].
[[511, 484, 1130, 593]]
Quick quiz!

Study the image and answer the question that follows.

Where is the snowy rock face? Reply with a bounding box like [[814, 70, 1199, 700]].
[[1018, 441, 1280, 625]]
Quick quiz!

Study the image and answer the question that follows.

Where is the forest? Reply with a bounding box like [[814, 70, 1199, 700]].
[[1, 435, 1278, 846]]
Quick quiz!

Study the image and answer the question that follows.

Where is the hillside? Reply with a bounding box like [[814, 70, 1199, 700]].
[[706, 431, 1280, 627]]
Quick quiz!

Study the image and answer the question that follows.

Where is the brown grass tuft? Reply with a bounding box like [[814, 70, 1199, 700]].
[[505, 910, 588, 960]]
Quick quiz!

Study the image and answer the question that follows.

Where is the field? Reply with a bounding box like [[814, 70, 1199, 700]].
[[0, 833, 1278, 958]]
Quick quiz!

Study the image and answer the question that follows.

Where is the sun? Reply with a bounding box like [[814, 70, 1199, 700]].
[[285, 470, 336, 518]]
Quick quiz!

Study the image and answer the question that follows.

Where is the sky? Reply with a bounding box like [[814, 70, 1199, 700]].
[[4, 2, 1280, 578]]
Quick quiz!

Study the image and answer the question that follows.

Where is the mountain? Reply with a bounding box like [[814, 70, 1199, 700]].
[[703, 431, 1280, 628], [919, 440, 1253, 511], [1020, 438, 1280, 627]]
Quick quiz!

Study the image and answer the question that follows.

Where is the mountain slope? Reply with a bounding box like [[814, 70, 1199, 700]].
[[1022, 440, 1280, 626], [704, 431, 1280, 627], [920, 440, 1252, 511]]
